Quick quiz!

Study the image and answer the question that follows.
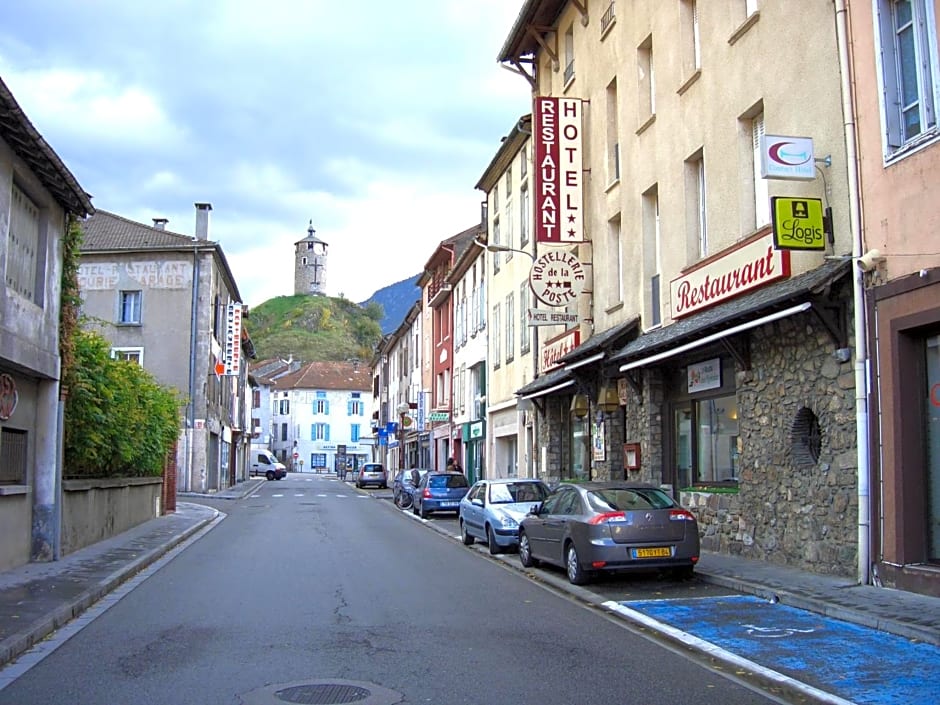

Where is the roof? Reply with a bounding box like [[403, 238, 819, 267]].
[[272, 360, 372, 392], [557, 315, 640, 366], [417, 223, 486, 285], [0, 75, 93, 216], [497, 1, 567, 63], [611, 258, 852, 364], [475, 114, 531, 192], [515, 365, 573, 397], [294, 221, 327, 246]]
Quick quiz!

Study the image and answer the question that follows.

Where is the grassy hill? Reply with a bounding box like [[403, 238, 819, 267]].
[[247, 294, 384, 363]]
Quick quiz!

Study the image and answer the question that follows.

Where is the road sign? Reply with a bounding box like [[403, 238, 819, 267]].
[[293, 452, 299, 459]]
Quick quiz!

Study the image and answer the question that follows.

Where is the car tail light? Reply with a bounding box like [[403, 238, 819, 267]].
[[422, 488, 432, 498], [591, 561, 607, 569], [669, 509, 696, 521], [587, 511, 626, 525]]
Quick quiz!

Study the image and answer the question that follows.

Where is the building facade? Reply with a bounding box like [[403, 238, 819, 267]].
[[0, 76, 94, 569], [79, 205, 255, 494]]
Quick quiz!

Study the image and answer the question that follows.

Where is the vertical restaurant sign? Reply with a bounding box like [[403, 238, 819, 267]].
[[670, 235, 790, 319], [224, 303, 243, 376], [533, 97, 583, 244]]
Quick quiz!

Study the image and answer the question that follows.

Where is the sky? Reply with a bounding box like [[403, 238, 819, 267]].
[[0, 0, 530, 308]]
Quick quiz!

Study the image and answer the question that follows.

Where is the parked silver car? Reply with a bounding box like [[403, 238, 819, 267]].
[[458, 479, 550, 554], [518, 482, 700, 585]]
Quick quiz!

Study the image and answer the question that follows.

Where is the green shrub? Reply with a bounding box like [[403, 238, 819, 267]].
[[63, 328, 181, 479]]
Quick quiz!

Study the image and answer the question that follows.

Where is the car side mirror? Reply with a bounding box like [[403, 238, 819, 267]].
[[528, 503, 542, 516], [472, 498, 484, 507]]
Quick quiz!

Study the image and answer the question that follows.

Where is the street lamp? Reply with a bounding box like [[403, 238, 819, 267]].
[[396, 401, 410, 470], [474, 239, 536, 261]]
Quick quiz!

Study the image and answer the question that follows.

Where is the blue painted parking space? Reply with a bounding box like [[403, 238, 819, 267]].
[[616, 595, 938, 705]]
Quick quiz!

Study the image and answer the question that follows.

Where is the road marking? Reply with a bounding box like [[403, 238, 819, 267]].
[[272, 494, 284, 497], [294, 494, 305, 497]]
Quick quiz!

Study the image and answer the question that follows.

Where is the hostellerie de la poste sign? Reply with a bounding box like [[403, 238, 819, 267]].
[[669, 235, 790, 319], [533, 97, 583, 244]]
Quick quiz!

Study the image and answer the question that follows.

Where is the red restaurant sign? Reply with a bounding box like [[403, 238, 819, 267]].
[[541, 328, 581, 373], [670, 235, 790, 319], [533, 97, 583, 244]]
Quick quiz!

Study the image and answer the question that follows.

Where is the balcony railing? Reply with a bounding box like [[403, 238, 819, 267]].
[[601, 2, 616, 34]]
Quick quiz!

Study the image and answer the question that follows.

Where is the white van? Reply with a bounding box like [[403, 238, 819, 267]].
[[250, 448, 287, 480]]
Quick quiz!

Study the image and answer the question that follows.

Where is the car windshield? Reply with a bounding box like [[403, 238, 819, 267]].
[[429, 474, 469, 489], [489, 482, 549, 504], [587, 487, 675, 512]]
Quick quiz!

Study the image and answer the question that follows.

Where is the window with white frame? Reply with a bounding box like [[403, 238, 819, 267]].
[[520, 185, 530, 245], [686, 151, 708, 259], [521, 145, 528, 179], [278, 398, 290, 415], [681, 0, 701, 77], [8, 185, 40, 303], [119, 290, 142, 324], [607, 214, 623, 306], [504, 198, 514, 259], [520, 282, 531, 354], [505, 292, 515, 363], [492, 218, 501, 273], [347, 394, 363, 416], [111, 347, 144, 365], [492, 303, 501, 369], [606, 77, 620, 184], [638, 35, 655, 121], [314, 391, 329, 415], [752, 112, 771, 227], [564, 25, 575, 84], [643, 185, 662, 328], [311, 423, 329, 441], [876, 0, 938, 155], [745, 0, 759, 16]]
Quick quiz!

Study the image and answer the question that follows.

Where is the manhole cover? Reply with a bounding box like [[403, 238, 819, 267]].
[[276, 683, 370, 704], [240, 679, 401, 705]]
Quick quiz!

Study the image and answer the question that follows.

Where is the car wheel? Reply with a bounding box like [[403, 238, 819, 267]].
[[419, 504, 429, 519], [566, 543, 590, 585], [672, 565, 695, 580], [460, 520, 475, 546], [518, 531, 538, 568], [412, 502, 418, 515], [487, 525, 502, 555], [265, 470, 275, 481]]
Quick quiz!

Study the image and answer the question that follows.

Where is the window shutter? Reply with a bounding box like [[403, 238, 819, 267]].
[[325, 425, 331, 442]]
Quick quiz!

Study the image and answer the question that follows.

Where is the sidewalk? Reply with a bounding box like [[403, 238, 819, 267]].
[[0, 477, 937, 679]]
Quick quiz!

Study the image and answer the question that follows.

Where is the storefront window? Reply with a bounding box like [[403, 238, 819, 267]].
[[926, 334, 940, 562], [675, 393, 739, 488], [570, 414, 591, 480]]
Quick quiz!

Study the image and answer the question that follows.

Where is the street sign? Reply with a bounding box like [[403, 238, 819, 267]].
[[771, 197, 826, 251]]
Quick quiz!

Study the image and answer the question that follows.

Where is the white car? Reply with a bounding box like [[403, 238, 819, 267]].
[[458, 479, 551, 554]]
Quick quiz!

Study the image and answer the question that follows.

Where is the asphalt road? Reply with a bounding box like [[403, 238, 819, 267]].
[[0, 475, 788, 705]]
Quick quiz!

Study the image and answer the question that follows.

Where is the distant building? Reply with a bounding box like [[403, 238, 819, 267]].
[[294, 221, 328, 296]]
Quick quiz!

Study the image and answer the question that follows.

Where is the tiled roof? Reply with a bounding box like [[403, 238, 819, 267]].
[[272, 360, 372, 392], [80, 210, 202, 251], [0, 76, 93, 216]]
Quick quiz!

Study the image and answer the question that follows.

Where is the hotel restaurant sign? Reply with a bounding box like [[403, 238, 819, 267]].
[[533, 97, 583, 244], [670, 235, 791, 319]]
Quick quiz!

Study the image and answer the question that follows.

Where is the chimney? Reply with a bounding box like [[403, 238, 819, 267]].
[[152, 218, 168, 230], [194, 202, 212, 240]]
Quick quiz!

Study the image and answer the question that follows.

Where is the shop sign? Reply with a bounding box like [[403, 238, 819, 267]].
[[533, 97, 584, 244], [670, 235, 790, 319], [688, 358, 722, 393], [427, 411, 450, 422], [417, 390, 428, 432], [0, 374, 17, 421], [469, 421, 485, 439], [223, 302, 243, 376], [541, 328, 581, 372], [527, 308, 580, 326], [760, 134, 815, 181], [529, 250, 586, 307], [771, 197, 826, 251]]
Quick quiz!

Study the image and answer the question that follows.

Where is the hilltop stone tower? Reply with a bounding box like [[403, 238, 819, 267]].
[[294, 221, 328, 296]]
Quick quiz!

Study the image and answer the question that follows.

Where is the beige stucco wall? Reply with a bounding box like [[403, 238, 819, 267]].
[[536, 0, 853, 335], [61, 477, 163, 555]]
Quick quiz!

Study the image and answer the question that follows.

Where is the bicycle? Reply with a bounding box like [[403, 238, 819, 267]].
[[394, 488, 414, 510]]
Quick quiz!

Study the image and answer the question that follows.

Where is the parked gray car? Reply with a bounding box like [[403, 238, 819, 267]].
[[459, 479, 550, 554], [518, 482, 700, 585]]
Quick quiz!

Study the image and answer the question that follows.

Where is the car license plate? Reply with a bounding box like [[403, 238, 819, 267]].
[[441, 501, 458, 507], [632, 547, 672, 559]]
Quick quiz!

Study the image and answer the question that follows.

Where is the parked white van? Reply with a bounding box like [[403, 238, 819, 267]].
[[250, 448, 287, 480]]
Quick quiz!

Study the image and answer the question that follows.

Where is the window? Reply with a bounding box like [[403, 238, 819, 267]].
[[925, 333, 940, 561], [680, 0, 701, 78], [504, 198, 513, 258], [119, 290, 142, 324], [252, 390, 261, 408], [606, 215, 623, 307], [637, 35, 655, 122], [8, 185, 40, 303], [348, 395, 364, 416], [685, 151, 708, 259], [745, 0, 759, 16], [350, 424, 361, 442], [281, 423, 288, 442], [492, 218, 501, 273], [520, 186, 530, 245], [520, 282, 531, 354], [278, 399, 290, 415], [606, 78, 620, 184], [505, 167, 512, 196], [0, 428, 27, 485], [314, 391, 329, 415], [492, 303, 501, 369], [642, 185, 662, 327], [111, 347, 144, 365], [564, 25, 575, 84], [675, 393, 740, 488], [520, 145, 528, 178], [876, 0, 938, 154], [505, 292, 515, 363], [312, 423, 329, 441], [751, 112, 771, 227]]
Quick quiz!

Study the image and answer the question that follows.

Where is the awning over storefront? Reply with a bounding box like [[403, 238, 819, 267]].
[[516, 367, 574, 400], [559, 316, 640, 370], [611, 258, 851, 370]]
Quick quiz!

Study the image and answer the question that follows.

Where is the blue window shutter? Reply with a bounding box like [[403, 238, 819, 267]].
[[325, 425, 330, 442], [311, 425, 315, 440], [325, 401, 330, 415], [347, 400, 353, 416]]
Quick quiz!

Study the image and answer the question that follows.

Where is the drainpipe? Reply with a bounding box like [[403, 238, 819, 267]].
[[834, 0, 870, 585], [186, 241, 200, 493]]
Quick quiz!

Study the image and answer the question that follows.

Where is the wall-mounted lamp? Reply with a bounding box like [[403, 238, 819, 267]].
[[570, 394, 590, 419], [597, 383, 621, 416]]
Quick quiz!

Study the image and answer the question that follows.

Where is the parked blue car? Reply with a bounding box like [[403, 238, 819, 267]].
[[412, 472, 470, 519], [458, 478, 551, 554]]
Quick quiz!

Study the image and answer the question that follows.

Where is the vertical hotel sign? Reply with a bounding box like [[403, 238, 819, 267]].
[[224, 303, 243, 376], [533, 97, 583, 244]]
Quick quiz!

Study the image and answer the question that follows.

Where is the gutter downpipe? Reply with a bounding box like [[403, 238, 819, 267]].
[[835, 0, 870, 585], [185, 242, 201, 493]]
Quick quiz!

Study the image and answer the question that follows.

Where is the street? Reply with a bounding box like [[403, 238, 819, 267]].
[[0, 474, 778, 705]]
